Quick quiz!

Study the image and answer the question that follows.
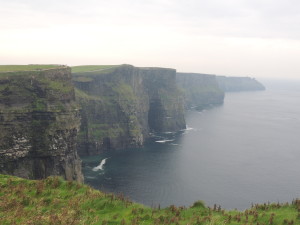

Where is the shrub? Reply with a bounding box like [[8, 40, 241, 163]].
[[192, 200, 206, 208]]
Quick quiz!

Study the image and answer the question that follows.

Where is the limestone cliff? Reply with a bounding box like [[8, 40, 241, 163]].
[[73, 65, 185, 155], [0, 66, 83, 183], [216, 76, 265, 92], [176, 73, 224, 110], [142, 68, 186, 132]]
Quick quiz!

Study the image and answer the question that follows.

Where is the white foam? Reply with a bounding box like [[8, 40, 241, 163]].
[[181, 125, 200, 134], [155, 139, 174, 143], [92, 158, 108, 171], [185, 126, 194, 131], [180, 126, 194, 132]]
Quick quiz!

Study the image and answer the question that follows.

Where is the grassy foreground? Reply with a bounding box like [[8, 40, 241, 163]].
[[0, 174, 299, 224]]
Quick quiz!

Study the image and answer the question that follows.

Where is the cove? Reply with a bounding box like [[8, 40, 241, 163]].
[[82, 80, 300, 210]]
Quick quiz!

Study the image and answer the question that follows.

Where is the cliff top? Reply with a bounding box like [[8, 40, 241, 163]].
[[71, 65, 120, 73], [0, 174, 298, 224], [72, 65, 176, 74], [139, 66, 176, 71], [0, 65, 65, 73]]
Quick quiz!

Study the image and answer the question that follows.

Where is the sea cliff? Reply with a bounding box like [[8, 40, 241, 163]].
[[176, 72, 225, 110], [0, 66, 83, 183], [216, 76, 265, 92], [73, 65, 186, 156], [0, 64, 266, 180]]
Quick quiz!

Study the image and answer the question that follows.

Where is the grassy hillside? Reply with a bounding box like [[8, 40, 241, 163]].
[[0, 174, 299, 224], [0, 65, 62, 72]]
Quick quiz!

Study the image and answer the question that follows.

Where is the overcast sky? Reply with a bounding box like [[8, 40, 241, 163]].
[[1, 0, 300, 79]]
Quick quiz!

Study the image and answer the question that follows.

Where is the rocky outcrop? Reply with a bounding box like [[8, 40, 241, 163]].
[[216, 76, 265, 92], [176, 73, 225, 110], [73, 65, 185, 156], [0, 67, 83, 183]]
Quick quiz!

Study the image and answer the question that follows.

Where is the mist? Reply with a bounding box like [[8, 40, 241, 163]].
[[1, 0, 300, 79]]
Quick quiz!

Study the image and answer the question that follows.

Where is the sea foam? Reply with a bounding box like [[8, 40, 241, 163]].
[[155, 139, 174, 143], [92, 158, 108, 171]]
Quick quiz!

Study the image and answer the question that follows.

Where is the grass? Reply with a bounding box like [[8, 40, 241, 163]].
[[73, 76, 94, 82], [0, 174, 299, 224], [47, 79, 73, 94], [0, 65, 62, 72], [71, 65, 119, 73], [75, 88, 102, 101]]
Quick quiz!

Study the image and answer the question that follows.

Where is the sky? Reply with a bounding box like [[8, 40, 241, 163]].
[[1, 0, 300, 79]]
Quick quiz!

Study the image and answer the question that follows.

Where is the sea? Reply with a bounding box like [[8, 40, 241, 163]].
[[82, 79, 300, 210]]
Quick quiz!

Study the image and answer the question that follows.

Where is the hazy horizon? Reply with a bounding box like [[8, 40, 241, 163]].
[[1, 0, 300, 79]]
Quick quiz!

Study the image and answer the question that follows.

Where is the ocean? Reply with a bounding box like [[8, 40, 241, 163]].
[[82, 79, 300, 210]]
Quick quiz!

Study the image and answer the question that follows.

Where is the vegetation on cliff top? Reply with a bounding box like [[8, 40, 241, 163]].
[[71, 65, 119, 73], [0, 66, 75, 113], [0, 174, 299, 224], [0, 65, 63, 73]]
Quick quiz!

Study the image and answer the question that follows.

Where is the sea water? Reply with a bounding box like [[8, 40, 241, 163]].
[[82, 79, 300, 210]]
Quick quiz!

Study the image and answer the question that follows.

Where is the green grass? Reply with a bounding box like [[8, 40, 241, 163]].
[[47, 79, 73, 93], [0, 174, 299, 224], [0, 65, 62, 72], [73, 76, 94, 82], [75, 88, 102, 101], [71, 65, 119, 73]]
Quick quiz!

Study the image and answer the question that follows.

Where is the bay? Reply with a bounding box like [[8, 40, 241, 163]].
[[82, 79, 300, 210]]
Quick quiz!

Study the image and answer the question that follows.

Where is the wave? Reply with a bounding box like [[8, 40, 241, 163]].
[[180, 125, 194, 132], [180, 125, 200, 134], [186, 125, 196, 131], [155, 139, 174, 143], [163, 131, 175, 134], [92, 158, 108, 171]]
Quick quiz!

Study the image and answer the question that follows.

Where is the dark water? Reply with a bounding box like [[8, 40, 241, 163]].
[[82, 79, 300, 210]]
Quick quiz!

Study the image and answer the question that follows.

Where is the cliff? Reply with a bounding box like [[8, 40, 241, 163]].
[[72, 65, 185, 156], [0, 65, 83, 183], [176, 73, 224, 110], [216, 76, 265, 92]]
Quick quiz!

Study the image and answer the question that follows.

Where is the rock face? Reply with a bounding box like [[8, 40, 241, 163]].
[[216, 76, 265, 92], [142, 68, 186, 132], [176, 73, 225, 110], [0, 67, 83, 183], [73, 65, 186, 156]]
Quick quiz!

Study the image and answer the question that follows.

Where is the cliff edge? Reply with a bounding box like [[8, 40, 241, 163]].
[[73, 65, 186, 155], [216, 76, 265, 92], [0, 65, 83, 183], [177, 72, 225, 110]]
